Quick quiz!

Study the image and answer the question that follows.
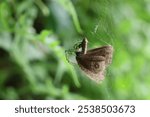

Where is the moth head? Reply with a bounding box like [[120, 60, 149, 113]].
[[75, 37, 88, 55]]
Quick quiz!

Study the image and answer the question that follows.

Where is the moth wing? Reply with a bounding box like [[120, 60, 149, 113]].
[[76, 55, 106, 82], [86, 45, 113, 66]]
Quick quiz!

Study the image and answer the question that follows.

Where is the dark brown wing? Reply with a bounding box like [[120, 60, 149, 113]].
[[76, 54, 106, 82], [76, 45, 113, 83], [86, 45, 113, 66]]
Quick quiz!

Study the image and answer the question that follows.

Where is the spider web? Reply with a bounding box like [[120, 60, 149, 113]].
[[66, 0, 117, 99], [80, 0, 116, 99]]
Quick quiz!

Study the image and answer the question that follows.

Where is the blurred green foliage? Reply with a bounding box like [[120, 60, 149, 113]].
[[0, 0, 150, 99]]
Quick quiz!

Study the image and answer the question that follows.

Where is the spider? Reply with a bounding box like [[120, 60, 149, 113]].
[[65, 39, 85, 63]]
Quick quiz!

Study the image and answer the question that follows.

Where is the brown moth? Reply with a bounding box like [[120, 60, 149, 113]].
[[76, 38, 113, 83]]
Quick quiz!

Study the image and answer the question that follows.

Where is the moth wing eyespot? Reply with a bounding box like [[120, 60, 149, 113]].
[[90, 61, 102, 73], [94, 63, 99, 69]]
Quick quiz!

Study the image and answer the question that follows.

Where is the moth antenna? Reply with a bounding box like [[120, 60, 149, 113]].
[[82, 37, 88, 54]]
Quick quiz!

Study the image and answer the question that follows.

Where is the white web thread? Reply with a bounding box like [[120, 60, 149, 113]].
[[89, 17, 115, 98]]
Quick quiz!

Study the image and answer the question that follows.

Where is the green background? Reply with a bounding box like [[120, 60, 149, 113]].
[[0, 0, 150, 99]]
